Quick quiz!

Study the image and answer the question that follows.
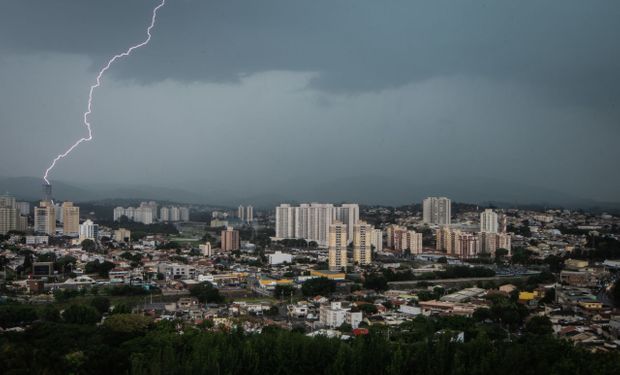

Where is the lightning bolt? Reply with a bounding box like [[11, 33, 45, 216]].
[[43, 0, 166, 185]]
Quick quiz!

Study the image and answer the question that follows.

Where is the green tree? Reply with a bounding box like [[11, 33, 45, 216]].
[[301, 277, 336, 296], [525, 315, 553, 335], [0, 305, 38, 328], [363, 273, 389, 291], [111, 303, 132, 314], [358, 303, 378, 315], [611, 280, 620, 307], [90, 296, 111, 314], [40, 304, 61, 322], [81, 239, 96, 252], [189, 282, 224, 303], [274, 284, 295, 299], [495, 248, 509, 263], [102, 314, 152, 334], [62, 304, 101, 325]]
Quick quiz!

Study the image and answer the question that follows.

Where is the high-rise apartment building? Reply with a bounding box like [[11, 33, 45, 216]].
[[79, 219, 99, 241], [160, 206, 170, 222], [61, 202, 80, 237], [423, 197, 451, 225], [437, 228, 474, 258], [328, 221, 348, 271], [275, 203, 358, 247], [386, 225, 422, 253], [113, 228, 131, 243], [199, 242, 213, 256], [54, 203, 63, 223], [246, 205, 253, 222], [158, 206, 189, 222], [169, 206, 180, 222], [275, 204, 296, 239], [0, 207, 17, 234], [404, 230, 423, 254], [386, 225, 405, 249], [480, 232, 511, 256], [480, 209, 498, 233], [221, 226, 240, 251], [179, 207, 190, 222], [335, 204, 360, 244], [435, 226, 451, 253], [238, 205, 245, 221], [34, 201, 56, 235], [455, 232, 480, 259], [114, 203, 154, 224], [142, 201, 158, 221], [0, 194, 18, 235], [371, 229, 383, 253], [353, 221, 372, 265], [16, 202, 30, 217]]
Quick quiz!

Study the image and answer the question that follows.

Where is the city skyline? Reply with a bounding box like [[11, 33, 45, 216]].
[[1, 2, 619, 372]]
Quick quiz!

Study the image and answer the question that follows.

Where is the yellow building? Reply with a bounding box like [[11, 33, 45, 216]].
[[34, 201, 55, 235], [328, 221, 348, 271], [310, 269, 346, 281], [62, 202, 80, 237], [578, 301, 603, 310], [565, 259, 589, 270], [258, 278, 294, 289], [518, 291, 540, 301], [353, 221, 373, 265]]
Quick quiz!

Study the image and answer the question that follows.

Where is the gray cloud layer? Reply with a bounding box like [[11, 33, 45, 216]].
[[0, 0, 619, 203]]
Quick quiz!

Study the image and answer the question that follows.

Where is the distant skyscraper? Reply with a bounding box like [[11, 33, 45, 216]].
[[16, 202, 30, 217], [423, 197, 451, 225], [386, 225, 422, 254], [0, 194, 18, 235], [480, 232, 511, 256], [42, 183, 52, 202], [221, 226, 240, 251], [169, 206, 180, 222], [436, 228, 479, 258], [353, 221, 372, 265], [238, 205, 245, 221], [54, 202, 63, 223], [246, 205, 254, 222], [150, 201, 159, 220], [276, 203, 356, 247], [480, 209, 498, 233], [113, 207, 126, 221], [114, 205, 153, 224], [79, 219, 99, 241], [61, 202, 80, 237], [386, 225, 406, 250], [328, 221, 348, 271], [179, 207, 190, 222], [370, 228, 383, 253], [276, 204, 295, 239], [113, 228, 131, 243], [404, 230, 423, 255], [34, 201, 56, 235], [335, 203, 359, 244], [160, 206, 170, 222]]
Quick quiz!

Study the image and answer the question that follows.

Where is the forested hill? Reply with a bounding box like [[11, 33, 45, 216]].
[[1, 317, 619, 374]]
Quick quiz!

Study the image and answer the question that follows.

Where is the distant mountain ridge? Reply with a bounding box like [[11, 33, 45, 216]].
[[1, 175, 618, 211]]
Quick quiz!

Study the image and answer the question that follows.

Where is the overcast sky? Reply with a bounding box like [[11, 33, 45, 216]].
[[1, 0, 619, 202]]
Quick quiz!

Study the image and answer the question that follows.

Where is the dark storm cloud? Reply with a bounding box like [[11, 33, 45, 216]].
[[2, 0, 620, 104], [1, 0, 619, 204]]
